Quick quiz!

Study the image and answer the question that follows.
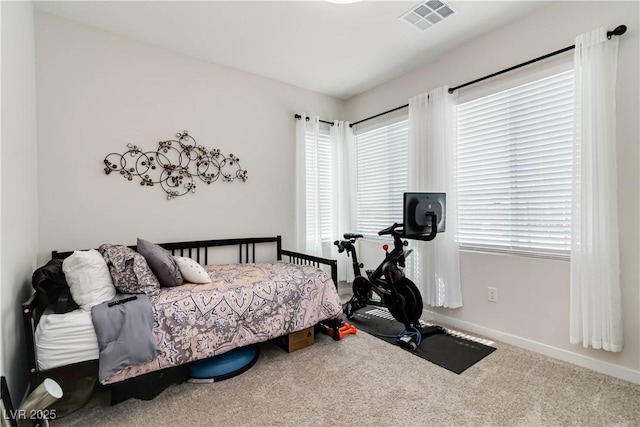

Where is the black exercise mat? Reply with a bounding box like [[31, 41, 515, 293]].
[[347, 307, 496, 374]]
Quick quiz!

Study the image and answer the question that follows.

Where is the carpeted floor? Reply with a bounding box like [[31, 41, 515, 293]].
[[52, 326, 640, 427]]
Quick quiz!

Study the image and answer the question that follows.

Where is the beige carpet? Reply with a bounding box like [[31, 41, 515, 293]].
[[52, 328, 640, 427]]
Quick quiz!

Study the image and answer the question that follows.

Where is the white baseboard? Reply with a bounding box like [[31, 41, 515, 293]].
[[423, 309, 640, 385]]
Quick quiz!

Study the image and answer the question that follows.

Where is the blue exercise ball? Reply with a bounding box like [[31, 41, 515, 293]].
[[189, 345, 259, 382]]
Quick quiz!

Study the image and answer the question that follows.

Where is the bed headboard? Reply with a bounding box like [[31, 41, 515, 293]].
[[51, 236, 283, 265], [50, 235, 337, 284]]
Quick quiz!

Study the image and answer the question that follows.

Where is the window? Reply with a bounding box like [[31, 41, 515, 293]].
[[355, 118, 409, 237], [305, 125, 334, 242], [456, 70, 574, 258]]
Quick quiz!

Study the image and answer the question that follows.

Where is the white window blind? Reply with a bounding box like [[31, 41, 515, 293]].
[[305, 126, 334, 242], [355, 119, 409, 237], [456, 70, 574, 258]]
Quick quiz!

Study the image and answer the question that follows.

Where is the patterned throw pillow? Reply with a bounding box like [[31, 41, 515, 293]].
[[98, 244, 161, 296], [173, 256, 211, 284]]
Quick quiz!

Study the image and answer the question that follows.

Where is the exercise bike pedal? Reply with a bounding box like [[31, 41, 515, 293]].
[[396, 335, 418, 352], [343, 301, 355, 318]]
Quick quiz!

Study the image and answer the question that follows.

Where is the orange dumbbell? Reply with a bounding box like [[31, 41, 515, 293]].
[[328, 322, 357, 340]]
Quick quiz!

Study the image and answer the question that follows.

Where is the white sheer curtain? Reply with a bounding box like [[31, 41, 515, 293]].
[[570, 27, 622, 352], [295, 115, 354, 280], [295, 113, 322, 255], [407, 87, 462, 308], [331, 121, 356, 282]]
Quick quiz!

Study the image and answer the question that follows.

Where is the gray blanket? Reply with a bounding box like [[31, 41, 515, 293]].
[[91, 294, 160, 382]]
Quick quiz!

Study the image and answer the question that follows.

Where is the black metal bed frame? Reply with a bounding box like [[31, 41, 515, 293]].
[[22, 235, 339, 393]]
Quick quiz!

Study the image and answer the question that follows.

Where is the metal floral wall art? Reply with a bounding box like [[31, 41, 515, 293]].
[[103, 130, 248, 200]]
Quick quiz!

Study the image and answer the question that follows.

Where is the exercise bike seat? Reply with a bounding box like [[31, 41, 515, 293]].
[[343, 233, 363, 240]]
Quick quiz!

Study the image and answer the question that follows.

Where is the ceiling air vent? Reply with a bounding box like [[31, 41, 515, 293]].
[[400, 0, 455, 31]]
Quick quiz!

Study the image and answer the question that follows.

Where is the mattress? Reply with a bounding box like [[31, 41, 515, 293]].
[[35, 308, 99, 370], [104, 261, 341, 384], [33, 261, 342, 384]]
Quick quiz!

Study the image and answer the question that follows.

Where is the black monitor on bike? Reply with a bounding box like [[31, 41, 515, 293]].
[[403, 192, 446, 237]]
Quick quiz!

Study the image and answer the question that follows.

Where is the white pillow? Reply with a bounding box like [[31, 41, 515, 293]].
[[173, 257, 211, 284], [62, 249, 116, 310]]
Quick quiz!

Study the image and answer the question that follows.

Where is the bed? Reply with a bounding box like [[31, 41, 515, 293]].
[[23, 236, 342, 401]]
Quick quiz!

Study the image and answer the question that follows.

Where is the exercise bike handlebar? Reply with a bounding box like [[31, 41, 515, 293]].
[[377, 215, 439, 242], [377, 223, 402, 236]]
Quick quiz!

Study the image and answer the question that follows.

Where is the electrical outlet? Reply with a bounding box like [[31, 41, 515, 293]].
[[488, 287, 498, 303]]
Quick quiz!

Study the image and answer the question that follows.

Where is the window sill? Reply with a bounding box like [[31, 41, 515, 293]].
[[459, 246, 570, 261]]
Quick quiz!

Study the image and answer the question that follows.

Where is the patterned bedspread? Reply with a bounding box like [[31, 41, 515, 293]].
[[103, 261, 341, 384]]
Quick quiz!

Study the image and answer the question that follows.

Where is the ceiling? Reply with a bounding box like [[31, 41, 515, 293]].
[[34, 1, 551, 100]]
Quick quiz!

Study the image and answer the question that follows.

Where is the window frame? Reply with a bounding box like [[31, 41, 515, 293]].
[[456, 67, 575, 260], [353, 115, 409, 240]]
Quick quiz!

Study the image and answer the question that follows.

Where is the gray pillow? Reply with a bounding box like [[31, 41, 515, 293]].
[[136, 238, 183, 287]]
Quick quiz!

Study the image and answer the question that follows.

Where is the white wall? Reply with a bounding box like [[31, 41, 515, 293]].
[[35, 12, 344, 264], [1, 1, 39, 401], [345, 1, 639, 382], [28, 1, 640, 385]]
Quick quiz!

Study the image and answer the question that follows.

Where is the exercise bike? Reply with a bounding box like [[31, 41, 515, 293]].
[[335, 225, 441, 351], [335, 192, 448, 351]]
